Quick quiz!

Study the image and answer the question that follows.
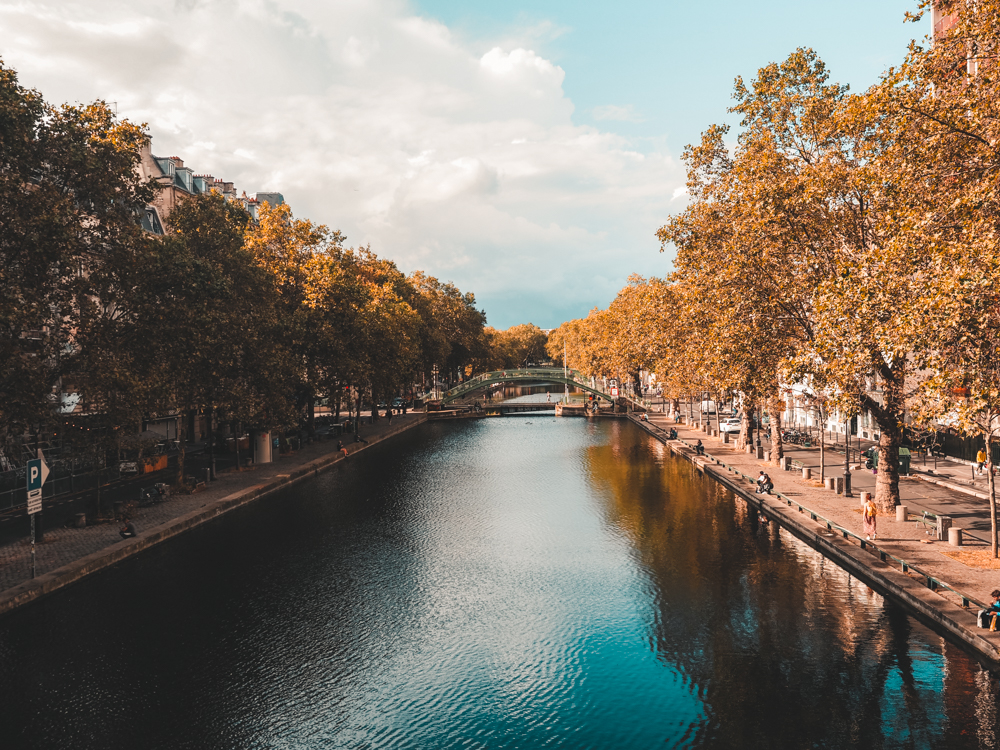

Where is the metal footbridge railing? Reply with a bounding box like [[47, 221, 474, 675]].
[[440, 368, 646, 409]]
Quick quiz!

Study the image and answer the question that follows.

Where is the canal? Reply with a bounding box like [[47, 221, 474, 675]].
[[0, 417, 998, 748]]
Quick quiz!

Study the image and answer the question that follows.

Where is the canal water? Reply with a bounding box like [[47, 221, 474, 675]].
[[1, 417, 998, 749]]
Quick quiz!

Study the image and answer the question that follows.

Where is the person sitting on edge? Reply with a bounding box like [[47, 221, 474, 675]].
[[119, 519, 138, 539], [978, 589, 1000, 629], [338, 441, 348, 458], [669, 427, 678, 440], [695, 439, 705, 456], [756, 471, 773, 495]]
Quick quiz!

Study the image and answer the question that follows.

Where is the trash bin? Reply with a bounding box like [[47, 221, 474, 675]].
[[898, 447, 912, 476]]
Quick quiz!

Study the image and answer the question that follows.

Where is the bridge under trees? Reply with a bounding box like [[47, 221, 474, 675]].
[[440, 368, 643, 409]]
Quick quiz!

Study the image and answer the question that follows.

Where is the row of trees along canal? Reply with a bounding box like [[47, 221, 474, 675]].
[[0, 59, 548, 494], [549, 5, 1000, 555]]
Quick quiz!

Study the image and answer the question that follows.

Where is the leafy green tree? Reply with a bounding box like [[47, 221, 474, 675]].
[[0, 59, 152, 451]]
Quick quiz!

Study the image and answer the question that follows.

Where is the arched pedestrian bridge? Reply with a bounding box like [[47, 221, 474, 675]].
[[440, 367, 640, 408]]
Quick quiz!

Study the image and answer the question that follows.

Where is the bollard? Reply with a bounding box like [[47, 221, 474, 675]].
[[861, 491, 872, 506], [763, 451, 770, 462], [746, 445, 754, 454], [802, 467, 812, 480], [73, 512, 87, 528], [948, 526, 963, 547], [780, 457, 789, 471], [834, 477, 844, 494], [824, 477, 835, 491], [723, 432, 730, 444], [756, 446, 764, 459], [938, 515, 952, 542], [203, 468, 211, 485], [896, 504, 908, 522]]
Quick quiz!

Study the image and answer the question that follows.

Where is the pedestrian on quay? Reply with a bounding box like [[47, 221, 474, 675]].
[[977, 590, 1000, 630], [756, 470, 773, 495], [977, 448, 987, 476], [863, 497, 878, 541]]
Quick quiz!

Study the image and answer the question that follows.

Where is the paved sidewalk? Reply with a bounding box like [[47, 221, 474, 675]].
[[649, 414, 1000, 614], [0, 413, 425, 599]]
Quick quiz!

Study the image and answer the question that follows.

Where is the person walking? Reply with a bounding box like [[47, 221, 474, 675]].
[[863, 497, 878, 541], [977, 448, 987, 476]]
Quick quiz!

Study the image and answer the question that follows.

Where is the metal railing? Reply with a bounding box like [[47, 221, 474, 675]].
[[631, 416, 989, 612]]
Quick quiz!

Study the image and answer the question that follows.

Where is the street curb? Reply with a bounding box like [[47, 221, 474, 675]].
[[630, 416, 1000, 666], [912, 472, 991, 501], [0, 415, 428, 619]]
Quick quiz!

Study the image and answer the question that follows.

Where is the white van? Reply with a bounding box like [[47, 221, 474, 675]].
[[701, 400, 717, 414]]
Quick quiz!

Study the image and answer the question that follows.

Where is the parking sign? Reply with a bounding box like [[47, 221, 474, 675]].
[[26, 457, 48, 515]]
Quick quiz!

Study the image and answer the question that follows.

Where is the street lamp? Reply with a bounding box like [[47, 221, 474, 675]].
[[844, 417, 853, 497]]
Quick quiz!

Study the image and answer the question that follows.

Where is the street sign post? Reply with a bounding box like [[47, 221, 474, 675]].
[[26, 455, 49, 579], [27, 457, 48, 514]]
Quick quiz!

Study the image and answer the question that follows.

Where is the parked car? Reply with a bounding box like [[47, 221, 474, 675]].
[[719, 418, 742, 434]]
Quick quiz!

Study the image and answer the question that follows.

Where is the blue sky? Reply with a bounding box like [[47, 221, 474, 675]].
[[416, 0, 924, 151], [0, 0, 927, 329]]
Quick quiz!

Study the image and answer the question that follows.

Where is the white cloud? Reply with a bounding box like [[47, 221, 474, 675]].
[[0, 0, 682, 327], [592, 104, 643, 123]]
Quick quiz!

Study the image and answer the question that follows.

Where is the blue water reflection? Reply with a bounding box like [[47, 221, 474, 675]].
[[0, 417, 996, 749]]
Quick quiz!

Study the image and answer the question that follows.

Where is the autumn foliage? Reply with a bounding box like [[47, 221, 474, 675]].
[[556, 3, 1000, 553]]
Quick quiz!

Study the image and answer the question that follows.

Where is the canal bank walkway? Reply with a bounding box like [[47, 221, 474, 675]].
[[639, 413, 1000, 662], [0, 413, 427, 617]]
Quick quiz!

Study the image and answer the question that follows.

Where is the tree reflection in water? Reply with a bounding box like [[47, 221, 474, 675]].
[[585, 420, 1000, 749]]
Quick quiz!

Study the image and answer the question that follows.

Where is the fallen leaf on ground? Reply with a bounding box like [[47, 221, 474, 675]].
[[939, 547, 1000, 570]]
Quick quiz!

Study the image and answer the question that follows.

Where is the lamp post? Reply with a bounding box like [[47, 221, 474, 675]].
[[563, 341, 569, 404], [844, 417, 853, 497]]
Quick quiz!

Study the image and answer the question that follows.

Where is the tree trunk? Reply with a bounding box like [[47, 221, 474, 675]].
[[208, 406, 216, 479], [768, 406, 783, 464], [867, 368, 905, 514], [738, 402, 754, 451], [875, 423, 902, 514], [306, 389, 315, 436], [176, 411, 187, 487], [988, 431, 997, 558]]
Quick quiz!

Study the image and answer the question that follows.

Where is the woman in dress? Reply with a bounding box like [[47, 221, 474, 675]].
[[863, 498, 878, 541]]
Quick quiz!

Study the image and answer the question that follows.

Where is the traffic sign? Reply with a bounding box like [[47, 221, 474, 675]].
[[26, 457, 49, 515], [611, 387, 619, 398]]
